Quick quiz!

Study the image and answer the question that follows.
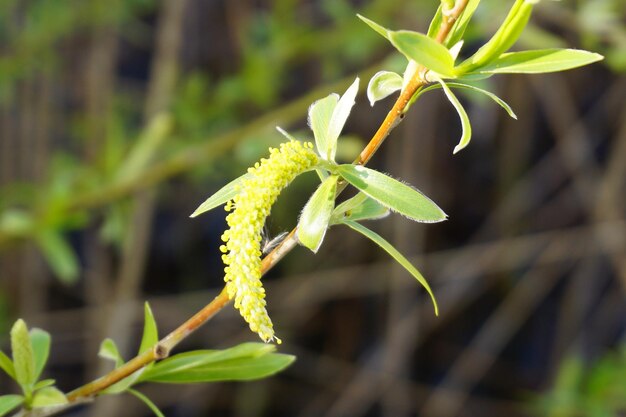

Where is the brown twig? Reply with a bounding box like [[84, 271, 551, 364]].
[[65, 0, 470, 404]]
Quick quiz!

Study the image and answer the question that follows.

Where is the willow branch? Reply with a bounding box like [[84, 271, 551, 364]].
[[64, 0, 469, 405]]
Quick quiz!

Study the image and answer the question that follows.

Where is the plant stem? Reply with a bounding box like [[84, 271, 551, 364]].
[[64, 0, 469, 405]]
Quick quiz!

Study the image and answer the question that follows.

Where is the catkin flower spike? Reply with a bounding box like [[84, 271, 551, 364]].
[[220, 140, 318, 343]]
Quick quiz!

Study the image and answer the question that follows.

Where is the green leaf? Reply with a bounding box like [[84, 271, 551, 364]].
[[455, 0, 533, 74], [476, 49, 604, 74], [389, 30, 456, 78], [35, 231, 79, 284], [356, 14, 390, 39], [342, 221, 438, 315], [128, 389, 165, 417], [33, 379, 55, 391], [30, 328, 50, 382], [0, 395, 23, 417], [138, 302, 158, 356], [98, 338, 124, 368], [336, 165, 447, 223], [0, 351, 16, 380], [446, 82, 517, 119], [31, 387, 67, 408], [11, 319, 35, 390], [308, 93, 339, 161], [367, 71, 402, 106], [190, 172, 250, 218], [446, 0, 481, 47], [426, 5, 443, 39], [327, 78, 359, 161], [140, 343, 293, 384], [434, 78, 472, 154], [331, 193, 389, 225], [297, 175, 338, 252]]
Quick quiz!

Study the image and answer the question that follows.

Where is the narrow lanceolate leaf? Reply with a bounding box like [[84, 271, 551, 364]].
[[426, 5, 443, 39], [367, 71, 402, 106], [446, 82, 517, 119], [435, 78, 472, 154], [36, 231, 79, 284], [330, 192, 389, 225], [0, 395, 23, 417], [139, 343, 294, 383], [476, 49, 604, 74], [297, 175, 338, 252], [327, 78, 359, 161], [98, 338, 124, 368], [30, 328, 50, 382], [356, 14, 390, 39], [389, 30, 456, 78], [446, 0, 481, 47], [0, 351, 16, 380], [308, 94, 339, 160], [11, 319, 35, 389], [190, 173, 251, 217], [336, 165, 447, 223], [33, 379, 55, 391], [138, 302, 158, 355], [31, 387, 68, 408], [128, 389, 165, 417], [343, 220, 438, 315]]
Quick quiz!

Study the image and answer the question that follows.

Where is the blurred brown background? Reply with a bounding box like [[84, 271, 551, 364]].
[[0, 0, 624, 416]]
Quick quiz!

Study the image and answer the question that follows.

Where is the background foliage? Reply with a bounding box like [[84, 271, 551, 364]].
[[0, 0, 624, 416]]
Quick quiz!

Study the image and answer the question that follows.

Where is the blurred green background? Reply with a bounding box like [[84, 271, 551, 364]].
[[0, 0, 624, 416]]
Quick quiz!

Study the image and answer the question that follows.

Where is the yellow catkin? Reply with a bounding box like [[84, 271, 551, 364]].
[[220, 140, 318, 343]]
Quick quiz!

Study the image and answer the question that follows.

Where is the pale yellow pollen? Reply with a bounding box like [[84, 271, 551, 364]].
[[221, 140, 318, 343]]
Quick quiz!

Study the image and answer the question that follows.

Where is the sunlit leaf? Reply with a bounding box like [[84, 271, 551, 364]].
[[0, 351, 16, 380], [297, 175, 338, 253], [35, 231, 79, 284], [327, 78, 359, 161], [0, 395, 23, 417], [33, 379, 55, 391], [336, 165, 447, 223], [367, 71, 402, 106], [446, 82, 517, 119], [448, 41, 464, 61], [31, 387, 67, 408], [446, 0, 481, 47], [331, 193, 389, 225], [190, 173, 250, 218], [11, 319, 35, 390], [426, 5, 443, 39], [343, 221, 438, 315], [308, 93, 339, 160], [98, 338, 124, 368], [128, 389, 165, 417], [140, 343, 294, 383], [455, 0, 534, 74], [138, 302, 158, 356], [389, 30, 456, 78], [356, 14, 390, 39], [433, 78, 471, 154], [476, 49, 604, 74], [30, 328, 50, 382]]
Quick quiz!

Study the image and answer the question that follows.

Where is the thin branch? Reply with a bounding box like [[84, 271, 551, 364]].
[[64, 1, 470, 405]]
